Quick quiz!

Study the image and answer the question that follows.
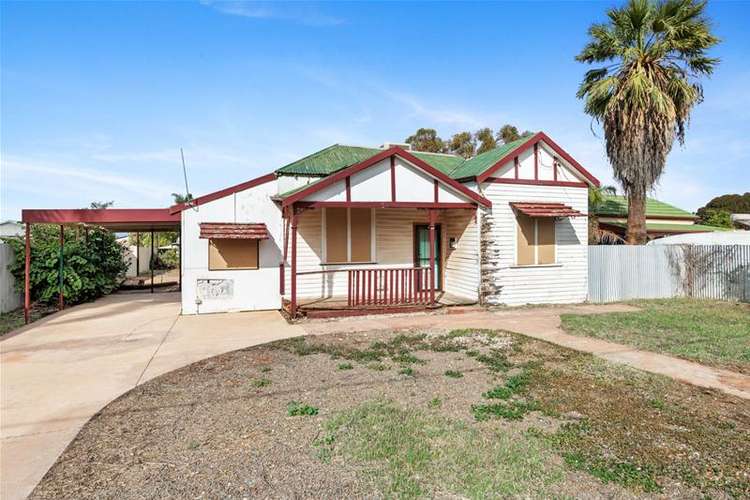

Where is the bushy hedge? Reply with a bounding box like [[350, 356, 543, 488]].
[[3, 225, 128, 306]]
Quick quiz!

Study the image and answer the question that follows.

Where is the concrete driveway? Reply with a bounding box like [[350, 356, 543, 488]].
[[0, 292, 304, 500]]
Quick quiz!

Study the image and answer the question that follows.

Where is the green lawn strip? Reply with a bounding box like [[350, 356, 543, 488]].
[[287, 401, 319, 416], [315, 400, 563, 498], [560, 299, 750, 373]]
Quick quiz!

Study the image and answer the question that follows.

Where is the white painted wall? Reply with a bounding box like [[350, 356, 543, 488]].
[[180, 181, 283, 314], [0, 243, 22, 313], [122, 245, 151, 277], [479, 182, 589, 305]]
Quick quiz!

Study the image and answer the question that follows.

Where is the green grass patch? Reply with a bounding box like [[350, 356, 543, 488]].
[[427, 397, 442, 409], [561, 299, 750, 373], [337, 362, 354, 370], [315, 400, 562, 498], [398, 366, 414, 376], [472, 400, 538, 421], [444, 370, 463, 378], [259, 366, 272, 373], [251, 378, 271, 388], [287, 401, 319, 416]]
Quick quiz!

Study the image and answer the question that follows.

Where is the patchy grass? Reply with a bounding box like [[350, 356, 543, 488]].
[[287, 401, 319, 416], [444, 369, 463, 378], [316, 400, 563, 498], [337, 362, 353, 370], [561, 299, 750, 373], [251, 378, 271, 388], [34, 326, 750, 499], [0, 304, 55, 337]]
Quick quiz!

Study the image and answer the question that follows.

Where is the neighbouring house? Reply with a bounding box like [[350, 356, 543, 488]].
[[594, 195, 726, 241], [20, 131, 600, 318], [731, 214, 750, 229], [0, 221, 23, 313]]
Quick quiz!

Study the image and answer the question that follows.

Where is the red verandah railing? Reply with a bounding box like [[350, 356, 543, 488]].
[[347, 267, 433, 306]]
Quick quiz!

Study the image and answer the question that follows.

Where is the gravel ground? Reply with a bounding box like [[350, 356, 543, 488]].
[[31, 328, 748, 499]]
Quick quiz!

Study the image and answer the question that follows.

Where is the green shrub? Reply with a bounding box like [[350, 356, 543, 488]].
[[3, 225, 127, 306], [287, 401, 319, 416]]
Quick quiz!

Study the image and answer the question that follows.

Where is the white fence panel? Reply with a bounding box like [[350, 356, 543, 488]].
[[1, 242, 22, 313], [588, 244, 750, 303]]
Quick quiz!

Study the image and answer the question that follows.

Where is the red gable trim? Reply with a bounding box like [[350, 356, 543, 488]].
[[199, 222, 269, 239], [281, 147, 491, 208], [511, 202, 584, 218], [475, 132, 601, 187], [170, 172, 276, 214]]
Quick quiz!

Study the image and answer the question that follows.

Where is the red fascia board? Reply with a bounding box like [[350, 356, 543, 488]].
[[22, 208, 179, 225], [170, 172, 276, 214], [281, 148, 491, 208], [296, 201, 477, 209], [476, 132, 601, 187]]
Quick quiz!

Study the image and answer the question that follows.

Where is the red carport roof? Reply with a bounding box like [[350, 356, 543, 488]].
[[199, 223, 270, 239], [21, 208, 180, 232], [510, 202, 584, 217]]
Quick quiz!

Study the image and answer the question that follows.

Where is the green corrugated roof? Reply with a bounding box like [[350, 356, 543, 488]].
[[605, 221, 728, 233], [596, 195, 695, 219], [447, 137, 530, 180], [275, 141, 529, 179]]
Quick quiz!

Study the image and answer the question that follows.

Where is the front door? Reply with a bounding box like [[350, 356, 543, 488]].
[[414, 224, 441, 290]]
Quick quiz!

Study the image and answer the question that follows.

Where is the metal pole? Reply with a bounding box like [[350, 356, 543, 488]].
[[150, 230, 154, 293], [24, 223, 30, 324], [59, 225, 64, 310], [136, 232, 140, 277]]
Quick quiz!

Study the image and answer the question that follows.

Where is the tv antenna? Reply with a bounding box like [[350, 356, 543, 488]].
[[180, 147, 196, 210]]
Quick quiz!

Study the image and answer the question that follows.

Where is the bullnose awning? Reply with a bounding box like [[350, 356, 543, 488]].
[[510, 202, 584, 218], [199, 223, 270, 239]]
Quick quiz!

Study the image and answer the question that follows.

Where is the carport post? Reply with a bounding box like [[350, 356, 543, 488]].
[[58, 224, 64, 310], [24, 222, 30, 324], [150, 230, 154, 293], [136, 232, 140, 276]]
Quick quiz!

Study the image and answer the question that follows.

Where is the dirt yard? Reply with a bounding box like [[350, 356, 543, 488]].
[[32, 328, 749, 499]]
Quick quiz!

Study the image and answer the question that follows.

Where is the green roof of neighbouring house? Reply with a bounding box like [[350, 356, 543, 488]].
[[604, 221, 729, 233], [274, 138, 530, 179], [596, 195, 696, 219]]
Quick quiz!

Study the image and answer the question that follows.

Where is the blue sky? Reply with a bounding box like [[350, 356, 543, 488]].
[[2, 1, 748, 220]]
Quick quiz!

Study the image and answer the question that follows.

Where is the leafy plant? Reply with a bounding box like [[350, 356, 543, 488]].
[[287, 401, 319, 416], [444, 370, 463, 378], [3, 225, 127, 306], [398, 366, 414, 376], [337, 362, 354, 370], [251, 378, 271, 388]]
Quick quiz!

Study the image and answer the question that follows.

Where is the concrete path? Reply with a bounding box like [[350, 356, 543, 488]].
[[0, 292, 304, 500], [302, 305, 750, 400]]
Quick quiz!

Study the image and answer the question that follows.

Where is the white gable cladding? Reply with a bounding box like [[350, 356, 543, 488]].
[[181, 181, 283, 314], [479, 182, 588, 305], [299, 156, 469, 204], [483, 141, 586, 184]]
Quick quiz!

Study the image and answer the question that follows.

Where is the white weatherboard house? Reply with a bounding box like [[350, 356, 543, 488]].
[[171, 132, 601, 317]]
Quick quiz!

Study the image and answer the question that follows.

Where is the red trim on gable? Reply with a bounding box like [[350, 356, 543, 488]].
[[296, 201, 476, 210], [169, 172, 276, 214], [345, 176, 351, 202], [514, 156, 519, 179], [281, 147, 491, 208], [433, 179, 439, 203], [475, 132, 600, 187], [533, 143, 538, 180], [484, 178, 588, 188]]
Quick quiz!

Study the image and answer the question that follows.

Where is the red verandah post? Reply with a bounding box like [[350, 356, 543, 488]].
[[428, 209, 437, 306], [24, 222, 30, 323], [290, 209, 298, 318], [58, 224, 64, 310]]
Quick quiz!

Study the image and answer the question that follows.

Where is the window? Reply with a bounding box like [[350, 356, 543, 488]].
[[324, 207, 372, 263], [516, 214, 555, 265], [208, 239, 259, 270]]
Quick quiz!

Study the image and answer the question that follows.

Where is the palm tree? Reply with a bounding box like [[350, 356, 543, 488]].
[[588, 185, 623, 244], [576, 0, 719, 244], [171, 192, 193, 205]]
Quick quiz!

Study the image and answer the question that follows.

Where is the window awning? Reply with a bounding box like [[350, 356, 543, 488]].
[[511, 202, 584, 218], [199, 223, 270, 240]]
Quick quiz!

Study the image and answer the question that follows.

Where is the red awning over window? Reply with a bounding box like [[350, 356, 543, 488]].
[[510, 202, 584, 218], [199, 223, 270, 239]]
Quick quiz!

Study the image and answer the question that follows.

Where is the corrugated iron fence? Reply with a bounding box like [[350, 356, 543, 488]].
[[588, 244, 750, 303]]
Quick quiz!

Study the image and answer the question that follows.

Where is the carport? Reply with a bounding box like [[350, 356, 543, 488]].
[[20, 208, 181, 323]]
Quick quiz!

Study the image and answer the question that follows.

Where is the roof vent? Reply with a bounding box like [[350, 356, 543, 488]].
[[380, 142, 412, 151]]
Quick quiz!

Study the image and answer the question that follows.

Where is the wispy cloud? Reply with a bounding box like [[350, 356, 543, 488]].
[[201, 1, 345, 27]]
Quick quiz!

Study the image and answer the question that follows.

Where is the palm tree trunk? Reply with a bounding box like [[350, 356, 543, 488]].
[[626, 192, 647, 245]]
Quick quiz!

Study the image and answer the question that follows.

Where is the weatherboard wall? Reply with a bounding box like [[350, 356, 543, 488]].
[[480, 182, 589, 305]]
